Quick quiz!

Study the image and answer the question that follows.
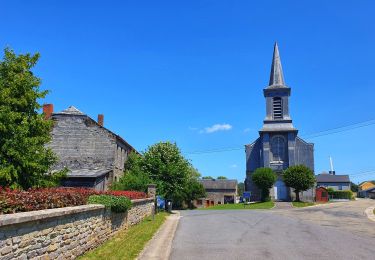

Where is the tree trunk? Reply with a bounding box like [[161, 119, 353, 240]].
[[295, 191, 300, 202]]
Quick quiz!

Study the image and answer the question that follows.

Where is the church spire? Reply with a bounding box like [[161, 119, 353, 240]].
[[268, 42, 285, 87]]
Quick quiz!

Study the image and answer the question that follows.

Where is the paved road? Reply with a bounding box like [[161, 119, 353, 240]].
[[170, 200, 375, 260]]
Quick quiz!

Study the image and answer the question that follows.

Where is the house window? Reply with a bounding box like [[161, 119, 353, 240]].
[[273, 97, 283, 119], [271, 136, 286, 162]]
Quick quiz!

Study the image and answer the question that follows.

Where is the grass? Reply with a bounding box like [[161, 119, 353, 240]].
[[79, 212, 168, 260], [198, 201, 274, 210], [292, 201, 315, 208]]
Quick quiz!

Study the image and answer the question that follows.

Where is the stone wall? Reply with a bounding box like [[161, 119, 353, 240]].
[[0, 198, 154, 260]]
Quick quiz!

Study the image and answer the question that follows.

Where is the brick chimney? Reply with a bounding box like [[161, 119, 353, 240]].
[[98, 114, 104, 126], [43, 104, 53, 119]]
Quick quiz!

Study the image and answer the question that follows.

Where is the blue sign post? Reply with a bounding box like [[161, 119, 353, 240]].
[[243, 192, 251, 207]]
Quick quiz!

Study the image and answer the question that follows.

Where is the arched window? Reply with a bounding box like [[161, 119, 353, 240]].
[[271, 136, 285, 162], [273, 97, 282, 119]]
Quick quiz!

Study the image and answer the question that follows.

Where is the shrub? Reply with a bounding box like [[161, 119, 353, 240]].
[[283, 165, 315, 202], [328, 190, 353, 200], [88, 195, 132, 213]]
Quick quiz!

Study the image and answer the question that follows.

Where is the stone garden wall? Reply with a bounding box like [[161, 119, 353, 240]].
[[0, 198, 154, 260]]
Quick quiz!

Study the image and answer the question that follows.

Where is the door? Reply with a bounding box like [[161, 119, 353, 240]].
[[275, 180, 288, 201]]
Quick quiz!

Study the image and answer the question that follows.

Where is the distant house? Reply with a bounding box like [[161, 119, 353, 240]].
[[316, 173, 351, 191], [358, 186, 375, 199], [358, 181, 375, 192], [44, 104, 137, 191], [197, 179, 238, 205]]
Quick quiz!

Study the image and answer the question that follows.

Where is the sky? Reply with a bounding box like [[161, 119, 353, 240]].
[[1, 1, 375, 184]]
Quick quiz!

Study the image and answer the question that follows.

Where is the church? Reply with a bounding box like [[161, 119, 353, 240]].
[[245, 43, 314, 201]]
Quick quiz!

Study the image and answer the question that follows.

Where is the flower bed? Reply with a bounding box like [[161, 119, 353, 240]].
[[0, 187, 147, 214]]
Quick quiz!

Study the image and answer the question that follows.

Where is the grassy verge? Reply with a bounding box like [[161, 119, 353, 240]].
[[292, 201, 315, 208], [198, 201, 274, 210], [79, 212, 168, 260]]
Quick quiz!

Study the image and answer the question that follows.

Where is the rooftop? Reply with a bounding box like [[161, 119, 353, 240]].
[[199, 179, 238, 190], [316, 174, 350, 183]]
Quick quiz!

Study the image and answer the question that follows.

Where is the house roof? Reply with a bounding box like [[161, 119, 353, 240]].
[[53, 106, 139, 154], [316, 174, 350, 183], [199, 179, 238, 190], [67, 168, 111, 178]]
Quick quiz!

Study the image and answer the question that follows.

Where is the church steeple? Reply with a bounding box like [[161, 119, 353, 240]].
[[268, 42, 285, 87]]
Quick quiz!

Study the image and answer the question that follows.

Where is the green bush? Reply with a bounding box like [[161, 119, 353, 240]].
[[328, 190, 353, 200], [88, 195, 132, 213], [252, 168, 277, 202]]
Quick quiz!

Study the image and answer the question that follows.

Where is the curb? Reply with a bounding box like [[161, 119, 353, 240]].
[[137, 211, 181, 260], [364, 206, 375, 222]]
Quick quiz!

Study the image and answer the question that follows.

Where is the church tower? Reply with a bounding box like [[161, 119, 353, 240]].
[[245, 43, 314, 201]]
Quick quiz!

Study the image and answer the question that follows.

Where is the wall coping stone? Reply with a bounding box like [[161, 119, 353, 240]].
[[0, 197, 154, 228], [0, 204, 105, 227]]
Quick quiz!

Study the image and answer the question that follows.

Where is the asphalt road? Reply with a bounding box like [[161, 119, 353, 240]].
[[170, 200, 375, 260]]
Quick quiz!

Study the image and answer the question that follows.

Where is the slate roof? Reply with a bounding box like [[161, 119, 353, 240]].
[[67, 168, 111, 178], [316, 174, 350, 183], [199, 179, 237, 190]]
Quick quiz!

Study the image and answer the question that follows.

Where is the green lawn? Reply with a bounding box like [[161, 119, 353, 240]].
[[79, 212, 168, 260], [292, 201, 315, 208], [198, 201, 274, 210]]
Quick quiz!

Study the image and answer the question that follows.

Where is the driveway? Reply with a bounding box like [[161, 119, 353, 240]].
[[170, 200, 375, 260]]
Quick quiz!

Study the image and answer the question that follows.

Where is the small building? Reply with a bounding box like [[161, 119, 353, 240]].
[[315, 187, 329, 202], [44, 104, 137, 191], [198, 179, 238, 205], [316, 173, 351, 191], [358, 181, 375, 192], [358, 186, 375, 199]]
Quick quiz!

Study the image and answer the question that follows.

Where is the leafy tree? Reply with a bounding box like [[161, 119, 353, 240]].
[[237, 182, 245, 196], [112, 142, 204, 208], [0, 48, 63, 189], [252, 168, 277, 202], [111, 152, 151, 192], [283, 165, 315, 202], [202, 176, 214, 179], [217, 176, 227, 180], [350, 182, 358, 193]]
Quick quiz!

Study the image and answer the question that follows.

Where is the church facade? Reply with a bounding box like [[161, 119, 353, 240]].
[[245, 43, 314, 201]]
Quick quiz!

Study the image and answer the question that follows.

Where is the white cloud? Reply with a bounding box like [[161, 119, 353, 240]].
[[200, 123, 233, 134], [230, 164, 238, 168]]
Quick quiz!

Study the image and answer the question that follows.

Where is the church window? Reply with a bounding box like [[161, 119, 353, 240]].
[[273, 97, 282, 119], [271, 136, 285, 162]]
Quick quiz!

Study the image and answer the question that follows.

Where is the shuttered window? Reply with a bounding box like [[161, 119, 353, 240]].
[[273, 97, 282, 119]]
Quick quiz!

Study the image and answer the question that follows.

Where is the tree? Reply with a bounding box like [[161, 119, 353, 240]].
[[112, 141, 203, 208], [237, 182, 245, 196], [202, 176, 214, 179], [283, 165, 315, 202], [0, 48, 63, 189], [350, 182, 358, 193], [111, 152, 151, 192], [217, 176, 227, 180], [252, 168, 277, 201]]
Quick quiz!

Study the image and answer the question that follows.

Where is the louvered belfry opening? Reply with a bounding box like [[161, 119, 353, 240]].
[[273, 97, 282, 119]]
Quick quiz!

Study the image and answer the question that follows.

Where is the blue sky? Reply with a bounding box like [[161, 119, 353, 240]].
[[2, 1, 375, 184]]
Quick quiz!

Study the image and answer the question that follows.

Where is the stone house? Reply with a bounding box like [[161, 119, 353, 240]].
[[316, 173, 351, 191], [43, 104, 137, 191], [196, 179, 238, 206], [245, 43, 314, 202]]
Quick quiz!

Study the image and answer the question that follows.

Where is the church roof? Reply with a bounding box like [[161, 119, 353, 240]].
[[268, 42, 286, 88]]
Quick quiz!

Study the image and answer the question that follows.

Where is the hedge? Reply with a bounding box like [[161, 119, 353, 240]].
[[328, 190, 354, 200], [88, 195, 132, 213], [0, 187, 146, 214]]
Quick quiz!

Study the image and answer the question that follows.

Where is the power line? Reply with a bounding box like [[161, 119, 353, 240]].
[[184, 118, 375, 155]]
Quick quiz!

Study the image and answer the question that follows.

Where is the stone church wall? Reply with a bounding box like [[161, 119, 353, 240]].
[[294, 137, 314, 172]]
